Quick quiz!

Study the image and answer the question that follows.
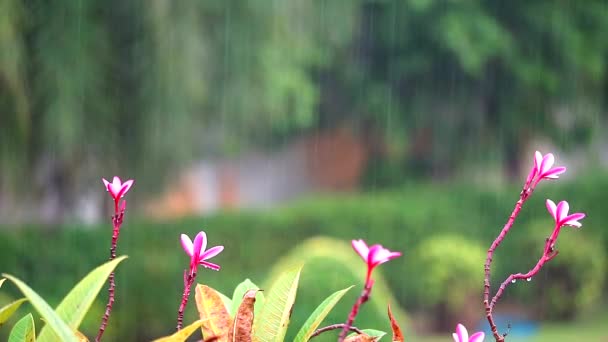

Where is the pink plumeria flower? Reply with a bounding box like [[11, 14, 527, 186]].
[[102, 176, 134, 202], [352, 239, 401, 285], [533, 151, 566, 182], [181, 231, 224, 275], [546, 199, 586, 228], [452, 323, 485, 342]]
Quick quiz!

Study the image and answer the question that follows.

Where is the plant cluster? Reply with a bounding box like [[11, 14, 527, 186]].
[[0, 151, 588, 342]]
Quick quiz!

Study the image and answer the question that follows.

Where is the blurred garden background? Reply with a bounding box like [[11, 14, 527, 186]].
[[1, 1, 608, 341]]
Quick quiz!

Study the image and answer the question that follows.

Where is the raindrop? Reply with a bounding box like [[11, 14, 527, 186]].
[[511, 279, 516, 283], [526, 277, 532, 282]]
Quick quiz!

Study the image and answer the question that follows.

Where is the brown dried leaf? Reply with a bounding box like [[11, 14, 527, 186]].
[[195, 284, 233, 342], [344, 333, 381, 342], [229, 289, 258, 342], [388, 303, 404, 342]]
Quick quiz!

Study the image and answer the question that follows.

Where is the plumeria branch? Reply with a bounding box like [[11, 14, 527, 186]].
[[177, 271, 196, 331], [489, 199, 585, 311], [309, 324, 364, 339], [338, 240, 401, 342], [176, 231, 223, 330], [483, 152, 568, 342], [96, 176, 133, 342], [338, 282, 373, 342]]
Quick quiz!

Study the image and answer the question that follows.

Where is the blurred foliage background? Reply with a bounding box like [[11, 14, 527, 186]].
[[1, 0, 608, 341]]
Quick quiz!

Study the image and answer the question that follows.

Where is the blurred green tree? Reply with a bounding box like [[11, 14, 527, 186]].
[[1, 0, 607, 203]]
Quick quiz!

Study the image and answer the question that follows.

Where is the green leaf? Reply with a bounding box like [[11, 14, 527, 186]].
[[347, 329, 386, 341], [0, 298, 28, 326], [2, 274, 77, 342], [360, 329, 386, 338], [152, 319, 205, 342], [231, 279, 264, 318], [37, 256, 127, 342], [293, 286, 353, 342], [217, 290, 233, 314], [252, 266, 302, 342], [8, 313, 35, 342]]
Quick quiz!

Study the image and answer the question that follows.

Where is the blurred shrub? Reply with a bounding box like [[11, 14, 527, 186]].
[[405, 235, 486, 330], [407, 235, 485, 311]]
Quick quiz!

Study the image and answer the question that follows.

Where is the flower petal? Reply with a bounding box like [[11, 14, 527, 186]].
[[180, 234, 194, 257], [112, 176, 122, 188], [546, 199, 557, 221], [562, 213, 585, 228], [541, 166, 566, 179], [367, 245, 382, 267], [556, 201, 569, 223], [372, 248, 402, 265], [102, 178, 111, 191], [534, 151, 543, 174], [200, 246, 224, 260], [199, 260, 221, 271], [118, 179, 134, 198], [454, 324, 468, 342], [469, 331, 485, 342], [193, 231, 206, 260], [540, 153, 554, 175], [351, 239, 369, 262]]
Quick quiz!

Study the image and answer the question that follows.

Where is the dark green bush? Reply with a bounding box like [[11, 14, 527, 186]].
[[404, 235, 486, 330]]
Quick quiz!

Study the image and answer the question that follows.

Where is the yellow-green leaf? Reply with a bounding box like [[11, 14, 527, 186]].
[[252, 266, 302, 342], [0, 278, 6, 289], [0, 298, 27, 326], [217, 291, 233, 313], [346, 329, 386, 341], [195, 284, 232, 341], [8, 313, 35, 342], [37, 256, 127, 342], [293, 286, 352, 342], [75, 330, 90, 342], [2, 274, 77, 342], [230, 289, 258, 342], [152, 319, 205, 342]]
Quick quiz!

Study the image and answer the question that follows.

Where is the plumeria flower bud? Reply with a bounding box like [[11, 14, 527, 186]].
[[102, 176, 134, 202], [546, 199, 586, 228], [452, 323, 485, 342], [352, 239, 401, 285], [181, 231, 224, 275], [533, 151, 566, 182]]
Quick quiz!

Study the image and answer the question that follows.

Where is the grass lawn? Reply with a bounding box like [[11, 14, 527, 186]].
[[415, 310, 608, 341]]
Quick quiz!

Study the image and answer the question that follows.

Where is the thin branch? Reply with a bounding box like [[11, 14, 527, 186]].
[[309, 324, 364, 340], [96, 205, 125, 342], [338, 282, 372, 342], [483, 173, 536, 342], [177, 271, 197, 330]]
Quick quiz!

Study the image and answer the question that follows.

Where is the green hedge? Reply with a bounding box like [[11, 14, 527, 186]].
[[0, 175, 606, 340]]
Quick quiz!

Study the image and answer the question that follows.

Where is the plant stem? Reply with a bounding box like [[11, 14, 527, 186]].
[[177, 270, 196, 331], [338, 282, 372, 342], [483, 175, 535, 342], [309, 324, 364, 340], [96, 204, 124, 342]]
